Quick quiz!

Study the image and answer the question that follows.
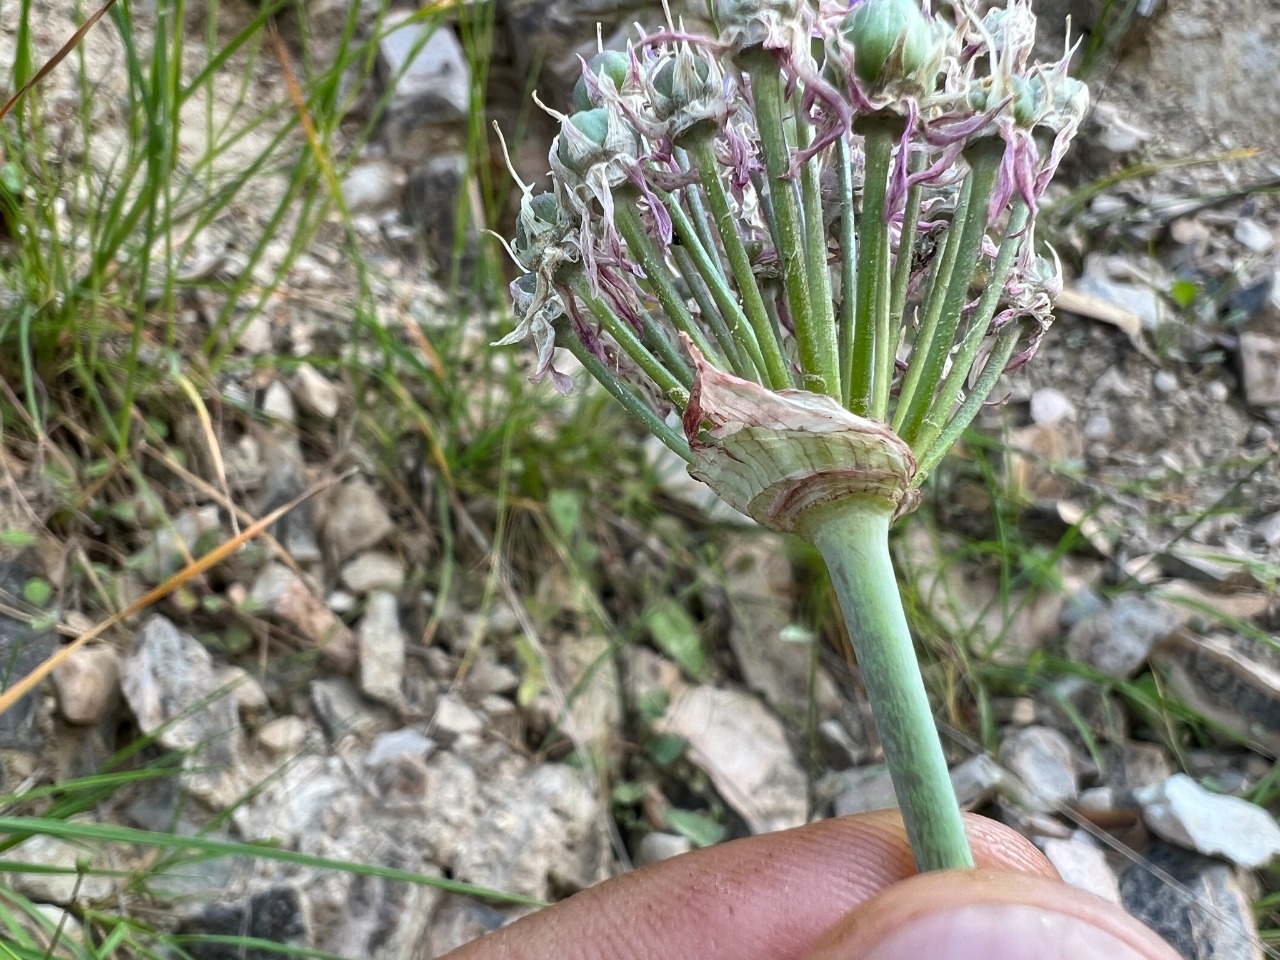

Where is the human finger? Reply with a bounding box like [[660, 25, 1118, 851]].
[[804, 868, 1180, 960], [441, 810, 1055, 960]]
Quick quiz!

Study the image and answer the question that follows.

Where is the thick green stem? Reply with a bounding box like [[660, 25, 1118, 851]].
[[794, 500, 973, 872]]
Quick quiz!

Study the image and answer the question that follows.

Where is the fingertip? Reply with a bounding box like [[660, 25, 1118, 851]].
[[804, 870, 1182, 960]]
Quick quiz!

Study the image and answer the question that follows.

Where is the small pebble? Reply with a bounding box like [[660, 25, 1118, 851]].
[[480, 694, 516, 718], [1010, 698, 1038, 726], [262, 380, 295, 424], [324, 479, 395, 562], [469, 657, 520, 695], [366, 727, 436, 768], [340, 552, 406, 594], [52, 644, 120, 725], [1137, 773, 1280, 868], [237, 315, 272, 355], [1001, 726, 1080, 812], [1169, 217, 1210, 246], [1076, 786, 1120, 817], [1088, 194, 1129, 217], [293, 363, 340, 420], [433, 694, 485, 737], [341, 162, 403, 213], [327, 590, 357, 614], [636, 832, 693, 866], [1083, 414, 1113, 441], [358, 591, 406, 704], [1153, 370, 1178, 394], [1260, 512, 1280, 548], [251, 564, 357, 671], [1233, 218, 1274, 254], [1030, 388, 1076, 425], [256, 716, 308, 755], [1042, 836, 1122, 904], [216, 664, 269, 716]]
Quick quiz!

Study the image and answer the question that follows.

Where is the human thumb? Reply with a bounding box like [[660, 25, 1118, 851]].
[[804, 870, 1181, 960]]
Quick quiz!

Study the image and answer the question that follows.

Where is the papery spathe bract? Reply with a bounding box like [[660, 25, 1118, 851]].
[[683, 346, 921, 531]]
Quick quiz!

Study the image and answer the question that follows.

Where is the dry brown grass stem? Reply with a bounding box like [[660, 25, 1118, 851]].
[[0, 471, 346, 718]]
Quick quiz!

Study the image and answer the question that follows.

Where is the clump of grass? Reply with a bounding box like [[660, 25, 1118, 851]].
[[0, 0, 579, 946], [0, 0, 739, 950]]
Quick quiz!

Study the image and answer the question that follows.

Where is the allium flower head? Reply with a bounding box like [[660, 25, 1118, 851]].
[[494, 0, 1091, 882], [495, 0, 1089, 511]]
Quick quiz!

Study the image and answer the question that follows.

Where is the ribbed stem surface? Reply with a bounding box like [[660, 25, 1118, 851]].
[[795, 500, 973, 872]]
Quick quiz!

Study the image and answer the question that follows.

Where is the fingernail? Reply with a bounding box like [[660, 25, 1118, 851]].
[[859, 904, 1159, 960]]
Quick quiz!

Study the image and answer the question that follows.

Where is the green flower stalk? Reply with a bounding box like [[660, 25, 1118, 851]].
[[495, 0, 1087, 873]]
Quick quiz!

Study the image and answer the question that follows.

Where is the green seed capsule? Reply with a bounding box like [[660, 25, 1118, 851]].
[[1009, 74, 1041, 126], [652, 54, 710, 101], [967, 77, 990, 113], [572, 49, 631, 112], [841, 0, 933, 85], [556, 108, 612, 174], [650, 51, 716, 121], [553, 106, 640, 180], [509, 272, 538, 313], [527, 191, 561, 225], [513, 191, 570, 270]]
